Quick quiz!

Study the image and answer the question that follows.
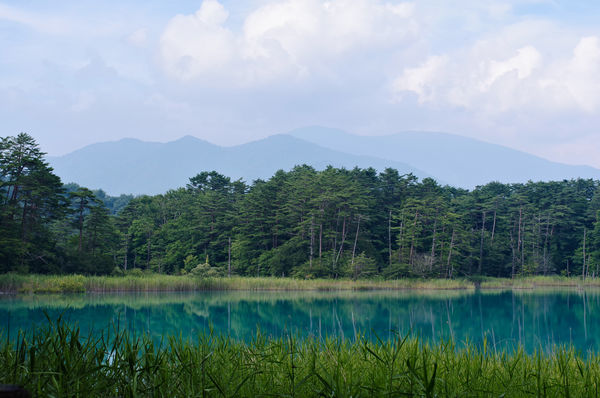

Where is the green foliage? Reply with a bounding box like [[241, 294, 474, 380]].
[[190, 263, 223, 278], [16, 274, 86, 293], [127, 268, 144, 277], [291, 259, 335, 279], [183, 254, 200, 272], [352, 253, 378, 279], [111, 266, 124, 276], [2, 133, 600, 279], [0, 133, 67, 273]]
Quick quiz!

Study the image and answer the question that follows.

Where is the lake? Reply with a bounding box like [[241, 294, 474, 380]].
[[1, 289, 599, 353]]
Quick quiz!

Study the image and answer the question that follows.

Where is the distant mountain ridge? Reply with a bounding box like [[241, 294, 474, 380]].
[[47, 134, 430, 195], [288, 126, 600, 189], [47, 127, 600, 195]]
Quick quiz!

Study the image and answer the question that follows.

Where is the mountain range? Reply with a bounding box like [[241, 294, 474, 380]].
[[48, 133, 430, 195], [289, 127, 600, 189], [47, 127, 600, 195]]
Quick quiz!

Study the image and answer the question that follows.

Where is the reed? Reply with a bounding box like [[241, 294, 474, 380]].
[[0, 274, 473, 294], [480, 275, 600, 289], [3, 274, 600, 294], [1, 317, 599, 397]]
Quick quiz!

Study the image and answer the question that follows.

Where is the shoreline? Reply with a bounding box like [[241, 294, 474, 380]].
[[1, 274, 600, 294]]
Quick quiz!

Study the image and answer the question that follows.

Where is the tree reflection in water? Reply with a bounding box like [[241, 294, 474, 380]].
[[1, 289, 599, 353]]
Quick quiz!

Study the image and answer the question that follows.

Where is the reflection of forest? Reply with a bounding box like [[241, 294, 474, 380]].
[[1, 289, 600, 353]]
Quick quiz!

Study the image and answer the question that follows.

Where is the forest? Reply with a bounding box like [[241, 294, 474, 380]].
[[2, 132, 600, 279]]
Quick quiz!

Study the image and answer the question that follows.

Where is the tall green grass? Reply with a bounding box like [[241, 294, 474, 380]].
[[0, 274, 473, 293], [2, 274, 600, 294], [2, 317, 600, 397], [480, 275, 600, 289]]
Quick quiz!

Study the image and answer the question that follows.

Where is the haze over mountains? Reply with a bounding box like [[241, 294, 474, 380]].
[[47, 127, 600, 195]]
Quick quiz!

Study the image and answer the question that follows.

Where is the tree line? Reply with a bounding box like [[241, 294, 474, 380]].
[[2, 133, 600, 278]]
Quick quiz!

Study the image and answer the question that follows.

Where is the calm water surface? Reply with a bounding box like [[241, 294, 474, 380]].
[[1, 289, 599, 352]]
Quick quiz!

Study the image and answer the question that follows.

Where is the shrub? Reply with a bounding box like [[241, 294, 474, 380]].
[[57, 275, 86, 293], [351, 253, 378, 279], [291, 260, 335, 279], [127, 268, 144, 277], [183, 254, 200, 272], [190, 263, 223, 277]]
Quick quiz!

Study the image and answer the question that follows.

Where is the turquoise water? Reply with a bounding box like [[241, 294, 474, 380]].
[[1, 289, 599, 352]]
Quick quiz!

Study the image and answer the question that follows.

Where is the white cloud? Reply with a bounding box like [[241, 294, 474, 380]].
[[392, 55, 447, 104], [158, 0, 417, 83], [392, 31, 600, 114], [482, 46, 541, 89], [242, 0, 415, 59], [159, 0, 235, 80], [540, 37, 600, 112], [566, 37, 600, 111]]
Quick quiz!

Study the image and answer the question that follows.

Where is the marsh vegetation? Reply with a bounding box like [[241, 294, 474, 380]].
[[2, 316, 600, 397]]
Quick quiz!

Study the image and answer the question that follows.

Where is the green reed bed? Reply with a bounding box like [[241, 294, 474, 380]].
[[0, 274, 473, 294], [480, 275, 600, 289], [4, 274, 600, 295], [2, 318, 600, 397]]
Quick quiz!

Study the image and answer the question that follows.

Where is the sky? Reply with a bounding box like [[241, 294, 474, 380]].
[[1, 0, 600, 167]]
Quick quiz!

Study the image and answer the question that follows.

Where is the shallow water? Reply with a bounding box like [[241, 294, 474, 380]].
[[1, 289, 599, 352]]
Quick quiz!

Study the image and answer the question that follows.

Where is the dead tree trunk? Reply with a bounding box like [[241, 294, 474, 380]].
[[388, 209, 392, 267], [447, 228, 455, 278], [319, 209, 323, 260], [478, 210, 486, 274], [332, 210, 340, 268], [491, 205, 497, 243], [517, 207, 523, 271], [430, 217, 437, 271], [542, 213, 551, 275], [409, 211, 418, 268], [398, 211, 405, 263], [334, 216, 347, 270], [583, 228, 587, 280], [351, 215, 361, 278], [510, 229, 516, 278]]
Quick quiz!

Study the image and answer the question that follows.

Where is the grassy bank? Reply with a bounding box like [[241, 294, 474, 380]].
[[2, 319, 599, 397], [480, 275, 600, 289], [0, 273, 472, 293], [1, 273, 600, 294]]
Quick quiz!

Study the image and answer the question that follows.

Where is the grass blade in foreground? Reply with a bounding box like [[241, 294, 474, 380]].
[[1, 318, 599, 397]]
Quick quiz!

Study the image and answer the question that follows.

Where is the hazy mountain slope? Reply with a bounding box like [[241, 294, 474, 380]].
[[288, 126, 600, 188], [48, 134, 431, 195], [225, 135, 431, 180], [48, 136, 223, 195]]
